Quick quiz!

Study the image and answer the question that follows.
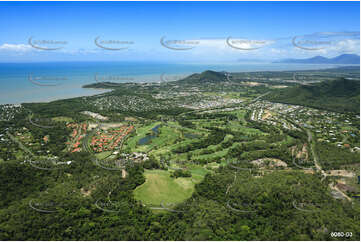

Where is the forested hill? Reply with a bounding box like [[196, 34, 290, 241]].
[[179, 70, 228, 84], [82, 70, 228, 89], [265, 78, 360, 113]]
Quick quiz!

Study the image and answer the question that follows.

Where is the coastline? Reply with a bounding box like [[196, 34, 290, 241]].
[[1, 63, 359, 105], [0, 88, 112, 106]]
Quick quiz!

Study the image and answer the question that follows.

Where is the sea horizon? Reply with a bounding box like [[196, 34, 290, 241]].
[[0, 61, 358, 105]]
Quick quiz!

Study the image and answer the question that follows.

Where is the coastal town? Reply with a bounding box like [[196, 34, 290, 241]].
[[0, 68, 359, 241]]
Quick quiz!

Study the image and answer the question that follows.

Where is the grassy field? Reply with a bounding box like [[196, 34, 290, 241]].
[[127, 120, 209, 161], [189, 165, 211, 177], [227, 110, 247, 124], [143, 125, 181, 153], [133, 169, 197, 206], [124, 122, 161, 151], [52, 116, 74, 122], [226, 121, 266, 135], [95, 151, 112, 159]]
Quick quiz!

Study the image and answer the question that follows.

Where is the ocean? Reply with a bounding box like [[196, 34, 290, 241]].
[[0, 61, 348, 105]]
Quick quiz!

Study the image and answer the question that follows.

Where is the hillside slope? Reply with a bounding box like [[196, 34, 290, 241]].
[[179, 70, 228, 84], [265, 78, 360, 113]]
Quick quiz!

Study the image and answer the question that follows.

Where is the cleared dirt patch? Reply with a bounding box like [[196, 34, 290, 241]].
[[271, 85, 288, 89], [241, 82, 263, 87], [251, 158, 288, 168], [80, 187, 93, 197], [296, 144, 309, 160], [261, 110, 272, 120], [328, 170, 356, 178], [100, 122, 125, 130]]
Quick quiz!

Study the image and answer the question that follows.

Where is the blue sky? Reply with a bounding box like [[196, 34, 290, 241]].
[[0, 1, 359, 63]]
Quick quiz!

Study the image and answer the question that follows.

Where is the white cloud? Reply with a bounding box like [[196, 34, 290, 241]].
[[0, 33, 358, 62], [0, 43, 32, 52], [328, 39, 360, 54], [161, 38, 277, 62]]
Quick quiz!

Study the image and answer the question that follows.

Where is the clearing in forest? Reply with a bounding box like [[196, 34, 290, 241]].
[[133, 169, 196, 206]]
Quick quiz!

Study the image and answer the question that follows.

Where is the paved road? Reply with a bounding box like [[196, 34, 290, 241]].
[[249, 91, 271, 103]]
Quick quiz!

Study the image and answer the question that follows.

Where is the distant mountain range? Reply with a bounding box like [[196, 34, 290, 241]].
[[237, 58, 270, 63], [275, 54, 360, 64]]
